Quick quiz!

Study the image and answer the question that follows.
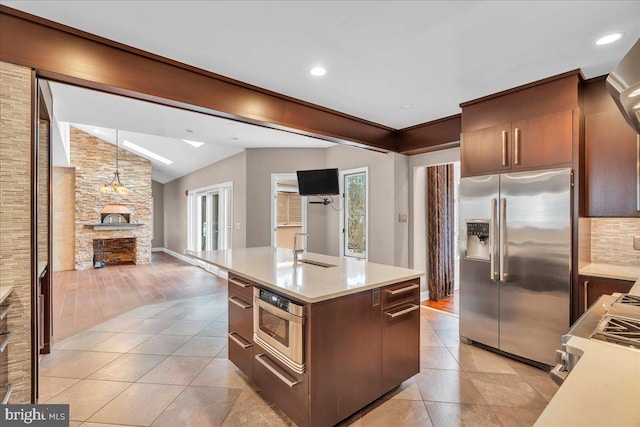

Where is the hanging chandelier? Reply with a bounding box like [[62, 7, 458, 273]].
[[100, 129, 129, 195]]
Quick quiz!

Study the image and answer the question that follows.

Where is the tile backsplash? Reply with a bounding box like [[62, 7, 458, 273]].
[[591, 218, 640, 266]]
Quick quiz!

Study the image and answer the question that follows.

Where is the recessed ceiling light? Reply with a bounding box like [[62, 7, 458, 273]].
[[400, 104, 414, 110], [629, 88, 640, 98], [123, 140, 173, 165], [596, 33, 622, 46], [182, 139, 204, 148], [310, 67, 327, 77]]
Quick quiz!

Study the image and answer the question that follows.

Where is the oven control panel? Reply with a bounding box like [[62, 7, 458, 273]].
[[259, 288, 291, 311]]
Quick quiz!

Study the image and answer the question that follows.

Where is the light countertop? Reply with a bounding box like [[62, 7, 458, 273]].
[[535, 336, 640, 427], [190, 247, 424, 303], [579, 263, 640, 282]]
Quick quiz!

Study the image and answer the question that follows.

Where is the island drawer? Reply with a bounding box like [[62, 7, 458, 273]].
[[382, 280, 420, 308], [252, 346, 308, 427], [228, 274, 254, 301], [228, 329, 253, 379], [228, 293, 253, 339]]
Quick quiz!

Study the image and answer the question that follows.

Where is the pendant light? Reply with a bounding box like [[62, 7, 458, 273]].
[[100, 129, 129, 195]]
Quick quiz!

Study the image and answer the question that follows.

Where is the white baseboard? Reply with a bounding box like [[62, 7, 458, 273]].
[[420, 290, 429, 302], [158, 247, 227, 280], [159, 247, 196, 265], [151, 247, 164, 252]]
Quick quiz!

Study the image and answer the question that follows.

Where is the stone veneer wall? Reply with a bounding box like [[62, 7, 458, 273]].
[[70, 127, 152, 270], [0, 61, 33, 403], [591, 218, 640, 266]]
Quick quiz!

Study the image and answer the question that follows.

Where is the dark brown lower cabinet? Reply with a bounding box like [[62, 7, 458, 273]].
[[230, 275, 420, 427], [578, 275, 634, 315], [382, 303, 420, 393], [252, 349, 308, 427], [227, 274, 254, 379]]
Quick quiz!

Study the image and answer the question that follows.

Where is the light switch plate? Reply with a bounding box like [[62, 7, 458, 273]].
[[634, 236, 640, 250], [398, 213, 408, 223]]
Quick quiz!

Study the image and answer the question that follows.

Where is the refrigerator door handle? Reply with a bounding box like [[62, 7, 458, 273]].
[[490, 198, 498, 281], [500, 197, 507, 282]]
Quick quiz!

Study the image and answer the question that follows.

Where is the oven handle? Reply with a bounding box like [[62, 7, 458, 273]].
[[255, 354, 301, 388], [229, 278, 251, 289], [255, 297, 304, 323], [385, 284, 419, 296], [385, 304, 420, 319], [228, 296, 251, 310], [228, 332, 252, 349]]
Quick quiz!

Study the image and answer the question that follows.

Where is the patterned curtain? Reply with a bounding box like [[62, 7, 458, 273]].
[[427, 164, 455, 301]]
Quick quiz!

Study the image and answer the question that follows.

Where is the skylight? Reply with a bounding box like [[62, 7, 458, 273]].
[[182, 139, 204, 148], [122, 140, 173, 165]]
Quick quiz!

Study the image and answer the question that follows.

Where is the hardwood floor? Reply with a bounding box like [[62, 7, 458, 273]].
[[51, 252, 225, 342], [423, 289, 459, 316]]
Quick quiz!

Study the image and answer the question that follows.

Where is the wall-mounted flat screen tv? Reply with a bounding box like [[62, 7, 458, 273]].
[[296, 168, 339, 196]]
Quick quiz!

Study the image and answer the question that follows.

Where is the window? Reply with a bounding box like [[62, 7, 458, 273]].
[[271, 174, 307, 249], [187, 182, 233, 252], [340, 168, 368, 259]]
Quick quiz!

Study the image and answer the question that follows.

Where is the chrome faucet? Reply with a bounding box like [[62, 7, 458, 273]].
[[293, 233, 309, 264]]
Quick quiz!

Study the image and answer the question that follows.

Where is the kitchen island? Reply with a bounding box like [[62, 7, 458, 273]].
[[191, 247, 424, 427]]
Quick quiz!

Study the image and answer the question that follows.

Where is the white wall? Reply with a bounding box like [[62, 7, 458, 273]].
[[245, 148, 326, 252], [163, 151, 247, 254], [408, 147, 460, 295], [324, 145, 409, 267], [161, 145, 411, 268]]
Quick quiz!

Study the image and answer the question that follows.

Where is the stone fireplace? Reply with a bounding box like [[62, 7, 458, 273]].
[[93, 238, 136, 266], [71, 127, 152, 270]]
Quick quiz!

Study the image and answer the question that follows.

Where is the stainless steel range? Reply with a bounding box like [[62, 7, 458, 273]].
[[552, 292, 640, 385]]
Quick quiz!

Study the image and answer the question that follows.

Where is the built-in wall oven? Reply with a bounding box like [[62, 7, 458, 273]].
[[253, 287, 306, 374]]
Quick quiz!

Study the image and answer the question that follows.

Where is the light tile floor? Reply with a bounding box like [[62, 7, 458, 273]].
[[39, 295, 558, 427]]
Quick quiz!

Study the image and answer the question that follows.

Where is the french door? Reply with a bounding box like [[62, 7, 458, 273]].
[[188, 182, 233, 252]]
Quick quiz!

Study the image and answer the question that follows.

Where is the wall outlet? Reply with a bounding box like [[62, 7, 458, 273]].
[[398, 213, 408, 223], [634, 236, 640, 250]]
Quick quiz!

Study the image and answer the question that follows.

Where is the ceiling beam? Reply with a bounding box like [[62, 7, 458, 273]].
[[395, 115, 461, 155], [0, 6, 400, 152]]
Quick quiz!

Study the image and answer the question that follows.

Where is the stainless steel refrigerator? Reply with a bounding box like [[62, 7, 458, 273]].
[[459, 168, 571, 367]]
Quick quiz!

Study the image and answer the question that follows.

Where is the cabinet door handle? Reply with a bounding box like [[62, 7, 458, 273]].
[[0, 332, 11, 353], [386, 284, 419, 296], [385, 304, 420, 319], [229, 278, 251, 288], [228, 296, 251, 310], [228, 332, 252, 349], [514, 128, 520, 165], [1, 384, 12, 404], [636, 135, 639, 212], [583, 280, 589, 311], [255, 354, 301, 388], [0, 302, 13, 321], [501, 130, 508, 166]]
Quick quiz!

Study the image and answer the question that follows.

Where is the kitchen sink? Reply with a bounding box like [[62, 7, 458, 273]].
[[299, 259, 336, 268]]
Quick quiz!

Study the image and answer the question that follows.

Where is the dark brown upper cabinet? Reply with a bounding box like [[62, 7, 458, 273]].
[[460, 71, 581, 178], [583, 77, 640, 217]]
